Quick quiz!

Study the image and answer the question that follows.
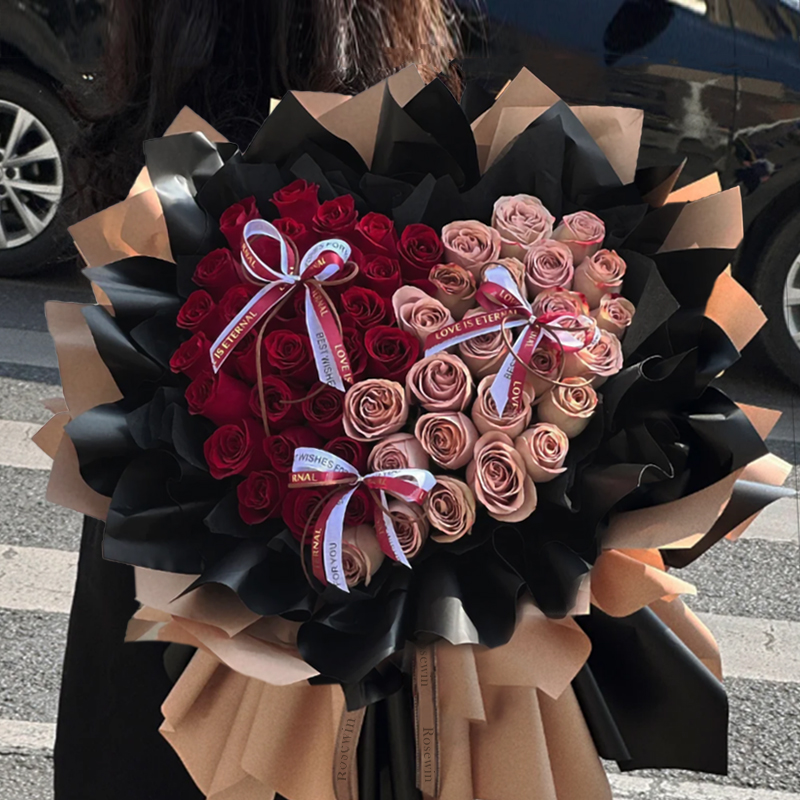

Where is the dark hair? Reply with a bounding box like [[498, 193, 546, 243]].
[[69, 0, 463, 214]]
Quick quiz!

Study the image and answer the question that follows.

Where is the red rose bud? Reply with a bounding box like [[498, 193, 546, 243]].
[[364, 326, 421, 383], [185, 370, 253, 427], [355, 212, 398, 258], [230, 331, 259, 384], [219, 283, 259, 323], [261, 329, 315, 383], [169, 331, 211, 379], [274, 216, 317, 258], [203, 418, 269, 480], [344, 485, 372, 526], [264, 425, 323, 472], [249, 376, 305, 431], [398, 223, 444, 281], [312, 194, 358, 236], [358, 255, 402, 298], [342, 326, 367, 379], [219, 196, 260, 251], [340, 286, 389, 329], [192, 249, 241, 301], [271, 179, 320, 227], [282, 486, 329, 542], [302, 382, 346, 439], [236, 470, 287, 525], [176, 290, 223, 338], [325, 436, 370, 473]]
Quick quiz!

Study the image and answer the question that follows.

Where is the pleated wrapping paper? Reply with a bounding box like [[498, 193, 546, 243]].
[[35, 67, 793, 799]]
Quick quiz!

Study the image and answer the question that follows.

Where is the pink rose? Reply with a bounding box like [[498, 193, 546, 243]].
[[368, 433, 430, 472], [415, 412, 479, 470], [524, 240, 574, 295], [472, 375, 534, 440], [537, 378, 598, 437], [392, 286, 454, 345], [457, 309, 508, 379], [564, 329, 623, 387], [429, 263, 477, 319], [552, 211, 605, 263], [466, 431, 537, 523], [531, 287, 590, 318], [405, 353, 474, 413], [425, 477, 476, 542], [343, 379, 408, 441], [592, 293, 636, 339], [514, 424, 569, 483], [525, 343, 564, 398], [573, 249, 626, 309], [342, 525, 385, 587], [441, 220, 502, 277], [388, 500, 430, 558], [491, 194, 555, 259]]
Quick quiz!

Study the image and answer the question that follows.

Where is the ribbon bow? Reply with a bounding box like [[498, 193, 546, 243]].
[[209, 219, 354, 390], [424, 265, 597, 416], [290, 447, 436, 593]]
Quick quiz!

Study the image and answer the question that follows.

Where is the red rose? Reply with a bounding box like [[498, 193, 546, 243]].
[[342, 326, 367, 379], [230, 331, 259, 384], [282, 487, 329, 542], [219, 283, 259, 323], [186, 370, 253, 427], [274, 217, 316, 258], [170, 331, 211, 380], [249, 375, 305, 430], [176, 290, 223, 339], [264, 425, 323, 473], [219, 196, 260, 251], [203, 418, 269, 479], [344, 486, 372, 526], [325, 436, 370, 473], [355, 212, 398, 258], [339, 286, 389, 329], [192, 249, 241, 301], [237, 470, 287, 525], [364, 326, 421, 382], [398, 224, 444, 281], [271, 179, 320, 227], [358, 255, 402, 298], [302, 382, 345, 438], [312, 194, 358, 236], [261, 330, 315, 383]]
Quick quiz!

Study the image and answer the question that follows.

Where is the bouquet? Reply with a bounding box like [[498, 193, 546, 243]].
[[37, 67, 792, 800]]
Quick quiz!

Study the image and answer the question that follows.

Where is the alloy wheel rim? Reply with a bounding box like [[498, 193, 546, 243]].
[[783, 253, 800, 353], [0, 99, 63, 249]]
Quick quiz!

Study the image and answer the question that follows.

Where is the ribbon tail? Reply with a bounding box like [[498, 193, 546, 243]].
[[305, 286, 352, 391], [319, 487, 356, 593], [209, 282, 293, 373], [333, 706, 366, 800], [373, 489, 411, 568], [490, 327, 541, 416]]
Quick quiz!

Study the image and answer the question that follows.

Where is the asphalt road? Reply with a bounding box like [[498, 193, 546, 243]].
[[0, 258, 798, 800]]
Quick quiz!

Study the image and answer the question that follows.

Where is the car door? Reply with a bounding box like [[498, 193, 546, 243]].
[[467, 0, 738, 184]]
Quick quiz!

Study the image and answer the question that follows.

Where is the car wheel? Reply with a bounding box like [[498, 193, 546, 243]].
[[0, 70, 75, 277], [750, 209, 800, 387]]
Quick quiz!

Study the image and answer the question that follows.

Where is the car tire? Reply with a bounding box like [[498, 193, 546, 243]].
[[750, 209, 800, 387], [0, 70, 75, 277]]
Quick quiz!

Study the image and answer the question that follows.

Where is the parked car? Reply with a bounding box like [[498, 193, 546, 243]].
[[3, 0, 800, 385]]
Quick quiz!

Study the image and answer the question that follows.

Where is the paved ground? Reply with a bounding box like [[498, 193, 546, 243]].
[[0, 258, 798, 799]]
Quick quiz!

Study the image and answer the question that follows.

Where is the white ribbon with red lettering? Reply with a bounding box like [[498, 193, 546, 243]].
[[290, 447, 436, 593], [209, 219, 353, 390]]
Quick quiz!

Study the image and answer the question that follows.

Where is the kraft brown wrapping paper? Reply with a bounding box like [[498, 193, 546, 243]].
[[31, 411, 69, 459], [649, 597, 723, 681], [591, 549, 696, 618], [46, 429, 110, 520], [69, 188, 172, 268], [603, 471, 742, 551], [666, 173, 723, 204], [45, 302, 122, 418], [705, 271, 767, 352], [658, 187, 744, 253], [738, 403, 782, 440], [641, 160, 686, 208]]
